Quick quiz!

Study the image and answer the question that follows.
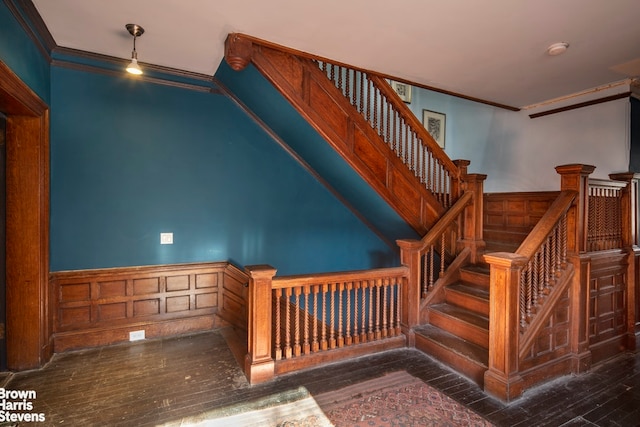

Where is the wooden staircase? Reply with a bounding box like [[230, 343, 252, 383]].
[[414, 263, 490, 386], [220, 33, 639, 402]]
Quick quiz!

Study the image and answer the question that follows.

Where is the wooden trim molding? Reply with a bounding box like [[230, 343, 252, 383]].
[[529, 92, 631, 119], [0, 59, 50, 370]]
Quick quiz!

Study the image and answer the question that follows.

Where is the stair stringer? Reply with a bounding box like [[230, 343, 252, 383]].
[[225, 35, 449, 235]]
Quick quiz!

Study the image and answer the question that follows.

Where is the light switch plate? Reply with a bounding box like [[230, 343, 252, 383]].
[[160, 232, 173, 244]]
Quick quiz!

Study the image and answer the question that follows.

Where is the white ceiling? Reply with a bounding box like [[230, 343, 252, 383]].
[[31, 0, 640, 109]]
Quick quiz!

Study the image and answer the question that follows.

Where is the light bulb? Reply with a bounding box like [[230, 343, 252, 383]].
[[126, 58, 143, 75]]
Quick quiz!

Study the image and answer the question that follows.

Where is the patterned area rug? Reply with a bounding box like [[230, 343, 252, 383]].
[[315, 371, 494, 427], [176, 371, 493, 426]]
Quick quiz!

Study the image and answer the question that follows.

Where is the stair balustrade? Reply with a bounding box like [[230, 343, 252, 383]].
[[244, 265, 408, 383], [587, 178, 625, 251], [317, 61, 459, 209]]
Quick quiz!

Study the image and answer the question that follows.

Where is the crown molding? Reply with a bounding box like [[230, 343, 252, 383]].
[[4, 0, 51, 62]]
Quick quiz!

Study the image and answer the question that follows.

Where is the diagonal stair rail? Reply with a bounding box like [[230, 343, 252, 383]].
[[224, 33, 466, 233], [317, 61, 460, 209]]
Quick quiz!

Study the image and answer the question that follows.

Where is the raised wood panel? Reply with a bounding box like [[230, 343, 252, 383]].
[[167, 275, 190, 291], [50, 261, 245, 351], [98, 280, 126, 298], [60, 307, 91, 327], [133, 277, 160, 295], [256, 46, 304, 94], [484, 191, 559, 245], [389, 168, 421, 218], [520, 289, 571, 370], [353, 125, 387, 183], [588, 251, 628, 353], [196, 292, 217, 309], [217, 264, 249, 330], [166, 295, 190, 313], [133, 299, 161, 317], [98, 303, 126, 321], [60, 283, 90, 302], [195, 272, 218, 289], [308, 77, 349, 142]]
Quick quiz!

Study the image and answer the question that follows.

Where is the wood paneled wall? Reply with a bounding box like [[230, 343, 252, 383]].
[[484, 191, 559, 249], [50, 262, 248, 351], [587, 250, 629, 364]]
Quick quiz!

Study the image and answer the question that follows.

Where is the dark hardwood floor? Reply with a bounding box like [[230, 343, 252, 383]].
[[2, 330, 639, 426]]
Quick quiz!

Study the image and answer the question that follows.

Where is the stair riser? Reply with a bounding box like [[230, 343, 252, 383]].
[[459, 270, 490, 290], [445, 289, 489, 316], [429, 310, 488, 348], [414, 334, 485, 387]]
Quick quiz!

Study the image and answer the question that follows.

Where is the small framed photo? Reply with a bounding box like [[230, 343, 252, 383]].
[[422, 109, 446, 148], [390, 81, 412, 103]]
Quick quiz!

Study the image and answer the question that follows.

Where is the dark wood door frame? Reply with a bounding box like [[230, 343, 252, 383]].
[[0, 60, 51, 370]]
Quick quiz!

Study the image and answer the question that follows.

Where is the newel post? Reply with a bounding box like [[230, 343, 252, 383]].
[[555, 164, 595, 254], [397, 239, 422, 345], [555, 164, 595, 372], [462, 176, 487, 264], [483, 252, 527, 401], [244, 264, 277, 384], [610, 172, 640, 349]]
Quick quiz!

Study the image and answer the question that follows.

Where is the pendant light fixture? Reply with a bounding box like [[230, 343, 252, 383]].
[[125, 24, 144, 75]]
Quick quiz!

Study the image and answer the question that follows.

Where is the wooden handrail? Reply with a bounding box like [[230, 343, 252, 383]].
[[416, 191, 473, 252], [516, 190, 578, 259], [272, 266, 409, 288]]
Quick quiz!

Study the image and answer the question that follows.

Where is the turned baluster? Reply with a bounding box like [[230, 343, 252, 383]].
[[381, 278, 388, 338], [337, 282, 344, 347], [274, 288, 282, 360], [284, 287, 292, 359], [345, 282, 352, 345], [312, 285, 319, 352], [293, 287, 301, 357], [320, 283, 328, 350], [303, 285, 310, 355]]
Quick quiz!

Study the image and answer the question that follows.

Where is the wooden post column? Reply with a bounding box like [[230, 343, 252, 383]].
[[555, 164, 595, 254], [460, 172, 487, 264], [555, 164, 595, 372], [397, 239, 422, 345], [244, 265, 277, 384], [610, 172, 640, 349], [483, 252, 526, 401]]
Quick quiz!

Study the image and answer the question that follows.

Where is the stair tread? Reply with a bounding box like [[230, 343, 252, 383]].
[[447, 283, 489, 300], [430, 303, 489, 329], [459, 264, 490, 275], [414, 324, 488, 366]]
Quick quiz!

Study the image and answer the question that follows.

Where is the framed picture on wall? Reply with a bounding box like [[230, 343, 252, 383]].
[[390, 81, 412, 103], [422, 109, 446, 148]]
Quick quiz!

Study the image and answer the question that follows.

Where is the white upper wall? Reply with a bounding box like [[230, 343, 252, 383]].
[[409, 87, 631, 193]]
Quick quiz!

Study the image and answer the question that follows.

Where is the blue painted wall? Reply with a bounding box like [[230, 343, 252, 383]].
[[50, 66, 396, 274], [216, 62, 418, 244], [0, 2, 50, 103]]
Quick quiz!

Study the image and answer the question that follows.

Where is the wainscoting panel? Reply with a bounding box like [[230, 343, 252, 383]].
[[588, 250, 629, 364], [484, 191, 559, 248], [50, 261, 248, 351]]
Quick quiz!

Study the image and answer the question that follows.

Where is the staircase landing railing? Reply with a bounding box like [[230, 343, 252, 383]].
[[243, 265, 408, 384]]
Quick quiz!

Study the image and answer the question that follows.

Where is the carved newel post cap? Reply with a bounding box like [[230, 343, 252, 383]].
[[225, 34, 253, 71]]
